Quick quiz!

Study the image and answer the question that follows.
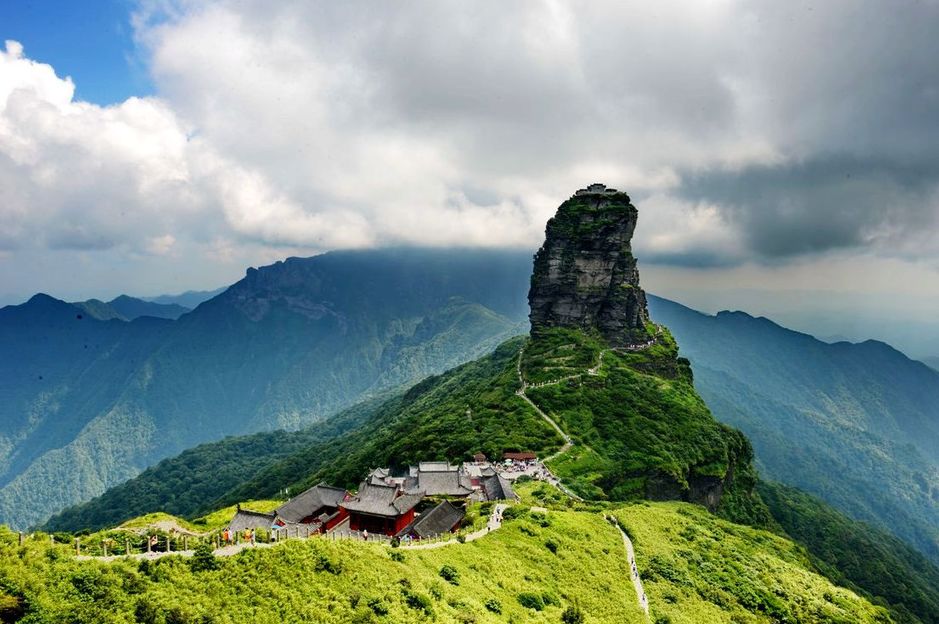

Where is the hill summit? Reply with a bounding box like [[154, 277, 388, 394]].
[[529, 183, 652, 347]]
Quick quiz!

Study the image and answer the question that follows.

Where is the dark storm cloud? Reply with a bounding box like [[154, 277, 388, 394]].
[[678, 156, 939, 258]]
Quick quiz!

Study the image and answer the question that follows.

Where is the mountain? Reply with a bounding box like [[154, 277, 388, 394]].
[[143, 287, 226, 309], [648, 295, 939, 564], [72, 295, 190, 321], [107, 295, 190, 320], [187, 186, 768, 527], [0, 249, 532, 530], [923, 356, 939, 372], [25, 185, 915, 623]]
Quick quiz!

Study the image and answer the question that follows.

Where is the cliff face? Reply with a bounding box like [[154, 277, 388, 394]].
[[528, 184, 652, 346]]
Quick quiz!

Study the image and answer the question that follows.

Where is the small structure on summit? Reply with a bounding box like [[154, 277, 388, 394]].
[[528, 183, 653, 347], [574, 182, 620, 196]]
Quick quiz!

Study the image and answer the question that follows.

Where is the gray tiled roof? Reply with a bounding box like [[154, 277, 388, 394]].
[[343, 482, 421, 517], [407, 470, 474, 497], [275, 483, 348, 523], [482, 474, 515, 501], [398, 500, 465, 539], [229, 509, 275, 532], [418, 461, 457, 472]]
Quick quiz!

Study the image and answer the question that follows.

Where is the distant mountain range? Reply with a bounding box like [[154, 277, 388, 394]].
[[648, 295, 939, 564], [142, 287, 227, 309], [923, 356, 939, 372], [72, 294, 191, 321], [0, 248, 531, 530]]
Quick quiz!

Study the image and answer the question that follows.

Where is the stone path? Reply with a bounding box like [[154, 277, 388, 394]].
[[606, 515, 650, 619]]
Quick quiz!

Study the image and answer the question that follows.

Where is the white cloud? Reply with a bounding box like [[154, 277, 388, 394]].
[[1, 1, 939, 302]]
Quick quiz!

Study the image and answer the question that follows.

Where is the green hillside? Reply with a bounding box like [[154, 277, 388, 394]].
[[759, 481, 939, 624], [611, 500, 890, 624], [1, 249, 532, 530], [523, 327, 767, 525], [0, 480, 895, 624], [40, 396, 384, 532], [647, 296, 939, 564]]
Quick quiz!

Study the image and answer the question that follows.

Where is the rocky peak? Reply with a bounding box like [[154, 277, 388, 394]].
[[528, 185, 652, 346]]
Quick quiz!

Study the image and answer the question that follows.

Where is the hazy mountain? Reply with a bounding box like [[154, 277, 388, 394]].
[[143, 287, 227, 309], [0, 249, 531, 530], [107, 295, 190, 320], [923, 356, 939, 372], [648, 295, 939, 564], [72, 295, 190, 321]]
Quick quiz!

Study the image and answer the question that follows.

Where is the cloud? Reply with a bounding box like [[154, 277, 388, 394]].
[[2, 1, 939, 301], [679, 156, 939, 259]]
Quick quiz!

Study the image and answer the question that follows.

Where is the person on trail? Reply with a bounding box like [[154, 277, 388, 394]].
[[362, 529, 368, 541], [250, 529, 256, 545]]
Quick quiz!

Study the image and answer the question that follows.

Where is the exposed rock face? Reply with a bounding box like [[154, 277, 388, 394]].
[[528, 184, 652, 346]]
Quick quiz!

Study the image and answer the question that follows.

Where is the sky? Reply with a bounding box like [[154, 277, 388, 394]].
[[1, 1, 939, 354]]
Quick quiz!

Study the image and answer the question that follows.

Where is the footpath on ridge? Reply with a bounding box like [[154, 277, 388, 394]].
[[516, 337, 656, 620]]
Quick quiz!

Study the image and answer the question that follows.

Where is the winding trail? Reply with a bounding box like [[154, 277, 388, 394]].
[[606, 515, 650, 619]]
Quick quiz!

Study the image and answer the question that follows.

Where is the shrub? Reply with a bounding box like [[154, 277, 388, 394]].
[[390, 550, 405, 563], [134, 599, 160, 624], [165, 606, 194, 624], [367, 597, 389, 615], [439, 564, 460, 585], [315, 554, 343, 575], [189, 542, 219, 572], [457, 534, 466, 544], [484, 598, 502, 614], [562, 605, 585, 624], [390, 536, 400, 548], [517, 592, 545, 611], [403, 590, 433, 614], [545, 539, 559, 554], [502, 506, 529, 521]]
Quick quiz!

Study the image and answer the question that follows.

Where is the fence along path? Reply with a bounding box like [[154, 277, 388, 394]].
[[71, 503, 510, 562]]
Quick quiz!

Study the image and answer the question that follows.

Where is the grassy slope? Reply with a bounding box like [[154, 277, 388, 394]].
[[612, 501, 891, 624], [0, 509, 645, 624], [221, 337, 562, 503], [0, 481, 893, 624]]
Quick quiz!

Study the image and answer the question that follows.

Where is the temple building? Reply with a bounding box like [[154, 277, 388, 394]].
[[341, 481, 422, 535]]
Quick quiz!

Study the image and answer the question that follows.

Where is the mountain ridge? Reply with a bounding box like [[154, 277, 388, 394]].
[[648, 294, 939, 564], [0, 248, 532, 530]]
